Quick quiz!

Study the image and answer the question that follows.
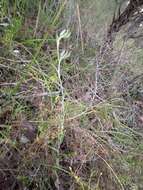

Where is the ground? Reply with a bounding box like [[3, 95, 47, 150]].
[[0, 1, 143, 190]]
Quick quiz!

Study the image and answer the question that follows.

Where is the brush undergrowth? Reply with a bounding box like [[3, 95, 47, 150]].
[[0, 0, 143, 190]]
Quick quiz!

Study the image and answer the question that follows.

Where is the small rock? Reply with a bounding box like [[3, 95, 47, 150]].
[[20, 120, 37, 143], [19, 135, 30, 144]]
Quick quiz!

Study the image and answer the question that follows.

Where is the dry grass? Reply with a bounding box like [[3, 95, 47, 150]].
[[0, 0, 143, 190]]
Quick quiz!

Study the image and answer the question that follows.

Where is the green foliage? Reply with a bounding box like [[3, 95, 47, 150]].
[[2, 17, 22, 45], [0, 0, 143, 190]]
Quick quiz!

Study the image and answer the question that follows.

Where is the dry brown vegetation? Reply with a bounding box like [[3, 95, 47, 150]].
[[0, 0, 143, 189]]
